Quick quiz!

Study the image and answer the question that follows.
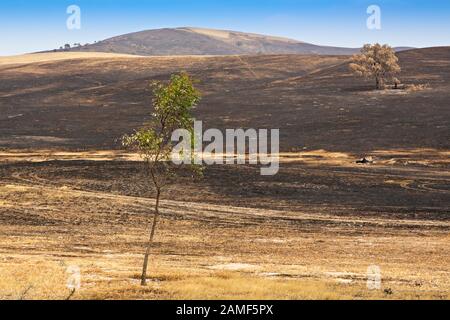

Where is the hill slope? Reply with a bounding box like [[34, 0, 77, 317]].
[[0, 47, 449, 152], [68, 27, 360, 56]]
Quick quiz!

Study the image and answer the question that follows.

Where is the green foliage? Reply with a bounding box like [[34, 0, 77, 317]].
[[122, 72, 203, 188], [152, 73, 201, 134], [122, 129, 162, 161]]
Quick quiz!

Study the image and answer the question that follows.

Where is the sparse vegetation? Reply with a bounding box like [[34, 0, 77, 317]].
[[350, 43, 401, 90]]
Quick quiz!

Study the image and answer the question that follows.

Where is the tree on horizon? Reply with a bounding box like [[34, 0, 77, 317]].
[[350, 43, 401, 90]]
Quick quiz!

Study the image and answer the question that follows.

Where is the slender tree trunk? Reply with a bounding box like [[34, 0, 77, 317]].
[[141, 188, 161, 286], [376, 77, 380, 90]]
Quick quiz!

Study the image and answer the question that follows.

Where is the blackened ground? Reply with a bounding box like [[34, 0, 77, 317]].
[[0, 48, 449, 153], [1, 160, 448, 222]]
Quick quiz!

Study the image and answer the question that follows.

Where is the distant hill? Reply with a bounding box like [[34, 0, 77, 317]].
[[66, 27, 363, 56]]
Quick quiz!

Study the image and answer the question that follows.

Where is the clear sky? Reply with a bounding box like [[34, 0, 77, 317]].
[[1, 0, 449, 56]]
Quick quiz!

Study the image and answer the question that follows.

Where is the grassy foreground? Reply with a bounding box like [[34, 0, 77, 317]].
[[2, 262, 447, 300]]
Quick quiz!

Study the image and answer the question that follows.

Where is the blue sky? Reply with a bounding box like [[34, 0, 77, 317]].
[[1, 0, 449, 56]]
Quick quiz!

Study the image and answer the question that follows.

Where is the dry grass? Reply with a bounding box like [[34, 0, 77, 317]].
[[162, 271, 450, 300], [1, 262, 447, 300], [2, 148, 448, 167], [0, 52, 143, 65], [0, 261, 72, 300], [162, 271, 363, 300], [406, 83, 430, 92]]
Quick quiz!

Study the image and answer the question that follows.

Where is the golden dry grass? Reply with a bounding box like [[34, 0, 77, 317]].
[[0, 52, 143, 66], [1, 148, 448, 167], [0, 261, 71, 300], [0, 176, 449, 300], [2, 262, 448, 300]]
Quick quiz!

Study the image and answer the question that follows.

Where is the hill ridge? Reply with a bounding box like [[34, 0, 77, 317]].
[[67, 27, 360, 56]]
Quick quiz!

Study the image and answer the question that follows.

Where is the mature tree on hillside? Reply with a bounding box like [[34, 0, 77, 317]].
[[350, 44, 401, 90], [122, 73, 202, 286]]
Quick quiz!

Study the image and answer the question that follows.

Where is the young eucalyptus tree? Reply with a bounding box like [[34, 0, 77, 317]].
[[350, 43, 401, 90], [122, 73, 201, 286]]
